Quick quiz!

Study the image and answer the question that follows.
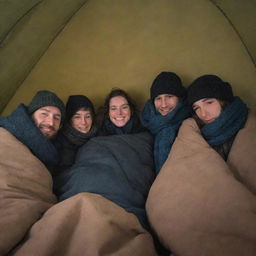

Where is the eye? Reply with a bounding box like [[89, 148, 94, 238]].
[[85, 115, 92, 119], [54, 115, 61, 121], [41, 112, 48, 117], [192, 106, 199, 112], [167, 95, 173, 98], [110, 107, 117, 111], [122, 105, 129, 110]]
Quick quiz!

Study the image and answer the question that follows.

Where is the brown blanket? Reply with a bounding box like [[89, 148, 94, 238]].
[[0, 128, 56, 255], [146, 113, 256, 256], [0, 128, 157, 255], [12, 192, 158, 256]]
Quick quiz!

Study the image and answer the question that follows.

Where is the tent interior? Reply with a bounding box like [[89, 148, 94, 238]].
[[1, 0, 256, 115]]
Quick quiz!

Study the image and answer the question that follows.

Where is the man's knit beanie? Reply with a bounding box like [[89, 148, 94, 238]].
[[150, 72, 186, 101], [66, 95, 95, 122], [28, 90, 65, 121], [187, 75, 234, 106]]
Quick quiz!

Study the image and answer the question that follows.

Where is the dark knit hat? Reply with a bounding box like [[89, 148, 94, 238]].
[[187, 75, 234, 106], [150, 72, 186, 100], [28, 90, 65, 121], [66, 95, 95, 122]]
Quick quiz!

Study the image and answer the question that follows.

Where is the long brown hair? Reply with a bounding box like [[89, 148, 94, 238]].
[[96, 88, 138, 128], [192, 99, 229, 128]]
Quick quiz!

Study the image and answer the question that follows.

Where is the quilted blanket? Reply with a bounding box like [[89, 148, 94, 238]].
[[2, 130, 158, 255], [55, 132, 156, 230], [146, 113, 256, 256]]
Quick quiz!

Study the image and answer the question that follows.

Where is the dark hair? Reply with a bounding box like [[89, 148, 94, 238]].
[[192, 99, 229, 128], [103, 88, 138, 118], [70, 106, 95, 123]]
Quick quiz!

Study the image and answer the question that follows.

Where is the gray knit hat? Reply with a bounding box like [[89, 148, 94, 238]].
[[28, 90, 65, 121]]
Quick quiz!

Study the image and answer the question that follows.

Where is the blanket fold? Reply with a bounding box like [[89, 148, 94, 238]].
[[0, 128, 56, 255], [55, 132, 156, 230], [146, 113, 256, 256], [12, 193, 158, 256]]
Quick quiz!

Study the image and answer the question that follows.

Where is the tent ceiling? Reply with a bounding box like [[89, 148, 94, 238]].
[[0, 0, 255, 114]]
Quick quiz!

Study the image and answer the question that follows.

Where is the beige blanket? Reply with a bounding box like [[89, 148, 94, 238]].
[[0, 128, 56, 255], [0, 128, 157, 255], [12, 193, 158, 256], [146, 113, 256, 256]]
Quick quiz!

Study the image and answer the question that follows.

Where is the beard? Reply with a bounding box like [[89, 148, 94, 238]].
[[38, 124, 57, 139]]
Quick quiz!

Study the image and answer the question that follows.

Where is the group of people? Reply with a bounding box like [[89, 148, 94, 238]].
[[0, 72, 255, 256]]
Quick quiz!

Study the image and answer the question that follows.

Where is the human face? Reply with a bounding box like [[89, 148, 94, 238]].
[[154, 94, 179, 116], [192, 98, 222, 124], [109, 96, 131, 127], [71, 109, 93, 133], [32, 106, 61, 139]]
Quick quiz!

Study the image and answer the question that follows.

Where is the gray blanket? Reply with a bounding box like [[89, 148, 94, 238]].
[[55, 132, 156, 229]]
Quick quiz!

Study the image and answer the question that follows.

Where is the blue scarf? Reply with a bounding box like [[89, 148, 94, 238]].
[[0, 104, 60, 169], [141, 100, 190, 173], [202, 97, 248, 146]]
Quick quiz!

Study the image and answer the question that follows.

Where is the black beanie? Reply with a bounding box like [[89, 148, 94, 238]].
[[187, 75, 234, 106], [150, 72, 186, 101], [28, 90, 65, 121], [65, 95, 95, 122]]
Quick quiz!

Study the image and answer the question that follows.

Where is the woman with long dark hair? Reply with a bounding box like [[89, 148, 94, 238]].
[[98, 88, 145, 135]]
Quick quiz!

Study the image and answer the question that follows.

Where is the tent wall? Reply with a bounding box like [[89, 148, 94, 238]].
[[1, 0, 256, 115]]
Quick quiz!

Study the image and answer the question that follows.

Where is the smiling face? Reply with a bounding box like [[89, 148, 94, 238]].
[[71, 108, 93, 133], [109, 96, 131, 127], [154, 94, 179, 116], [192, 98, 222, 124], [32, 106, 61, 139]]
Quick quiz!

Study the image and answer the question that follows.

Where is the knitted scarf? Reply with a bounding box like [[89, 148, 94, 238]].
[[202, 97, 248, 146], [53, 123, 98, 174], [0, 104, 59, 169], [61, 123, 98, 146], [101, 114, 145, 135], [141, 100, 190, 173]]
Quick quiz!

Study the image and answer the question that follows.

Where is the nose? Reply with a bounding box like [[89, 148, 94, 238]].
[[200, 108, 207, 118], [117, 108, 122, 115], [45, 115, 54, 126], [81, 117, 87, 124], [161, 98, 167, 108]]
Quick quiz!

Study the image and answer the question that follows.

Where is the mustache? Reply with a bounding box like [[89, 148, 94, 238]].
[[38, 124, 57, 132]]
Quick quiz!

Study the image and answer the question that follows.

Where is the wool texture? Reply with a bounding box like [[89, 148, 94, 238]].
[[141, 100, 190, 173], [202, 97, 248, 146], [65, 95, 95, 122], [27, 90, 65, 121], [0, 104, 59, 169], [150, 72, 186, 101], [187, 74, 234, 106]]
